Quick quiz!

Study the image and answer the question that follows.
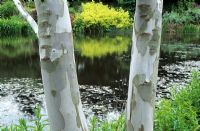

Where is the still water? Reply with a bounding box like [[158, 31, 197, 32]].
[[0, 33, 199, 126]]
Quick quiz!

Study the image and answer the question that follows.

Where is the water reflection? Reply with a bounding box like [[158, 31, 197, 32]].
[[161, 42, 200, 61], [0, 37, 37, 59], [75, 35, 131, 58], [0, 33, 199, 126]]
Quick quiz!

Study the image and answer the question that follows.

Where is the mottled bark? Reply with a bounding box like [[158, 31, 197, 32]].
[[34, 0, 88, 130], [126, 0, 163, 131], [14, 0, 88, 130]]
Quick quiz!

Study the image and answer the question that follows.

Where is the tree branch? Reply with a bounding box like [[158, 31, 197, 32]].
[[13, 0, 38, 36]]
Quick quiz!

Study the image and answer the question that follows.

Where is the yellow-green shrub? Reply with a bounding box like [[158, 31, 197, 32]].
[[73, 2, 132, 33]]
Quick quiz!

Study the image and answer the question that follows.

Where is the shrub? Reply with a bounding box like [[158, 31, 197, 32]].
[[175, 0, 195, 13], [0, 1, 18, 18], [163, 5, 200, 25], [0, 16, 32, 36], [155, 71, 200, 131], [188, 8, 200, 24], [73, 2, 132, 33], [116, 0, 136, 16], [163, 11, 193, 25]]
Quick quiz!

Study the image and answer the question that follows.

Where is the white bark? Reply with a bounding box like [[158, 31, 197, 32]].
[[34, 0, 88, 130], [126, 0, 163, 131], [13, 0, 88, 130], [12, 0, 38, 35]]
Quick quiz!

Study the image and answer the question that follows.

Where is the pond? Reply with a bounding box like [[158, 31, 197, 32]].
[[0, 32, 200, 126]]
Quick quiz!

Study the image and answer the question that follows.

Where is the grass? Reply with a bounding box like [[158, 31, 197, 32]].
[[90, 115, 125, 131], [0, 16, 33, 37], [0, 106, 48, 131], [0, 1, 18, 18]]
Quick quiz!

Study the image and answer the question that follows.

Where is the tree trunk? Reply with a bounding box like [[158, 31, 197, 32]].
[[13, 0, 88, 130], [126, 0, 163, 131], [34, 0, 88, 130]]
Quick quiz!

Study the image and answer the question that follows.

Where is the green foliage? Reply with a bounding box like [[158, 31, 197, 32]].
[[180, 24, 200, 33], [0, 1, 18, 18], [155, 71, 200, 131], [0, 16, 33, 36], [187, 8, 200, 25], [163, 6, 200, 33], [163, 11, 193, 25], [73, 2, 132, 33], [175, 0, 195, 13], [116, 0, 135, 16], [30, 107, 48, 131], [0, 106, 48, 131], [23, 1, 36, 10], [89, 115, 125, 131], [163, 8, 200, 25]]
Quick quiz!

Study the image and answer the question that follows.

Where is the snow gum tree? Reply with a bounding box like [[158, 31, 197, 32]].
[[12, 0, 88, 130], [126, 0, 163, 131]]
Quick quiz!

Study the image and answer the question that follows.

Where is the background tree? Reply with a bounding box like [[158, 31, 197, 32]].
[[126, 0, 163, 130], [12, 0, 88, 130]]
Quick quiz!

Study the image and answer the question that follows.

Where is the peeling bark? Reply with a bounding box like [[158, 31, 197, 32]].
[[126, 0, 163, 131], [14, 0, 88, 130], [33, 0, 88, 130]]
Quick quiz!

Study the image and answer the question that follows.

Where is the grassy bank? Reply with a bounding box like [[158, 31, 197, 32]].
[[0, 1, 33, 37], [0, 16, 33, 36], [1, 71, 199, 131]]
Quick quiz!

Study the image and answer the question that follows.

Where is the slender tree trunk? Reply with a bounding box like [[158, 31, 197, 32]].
[[13, 0, 88, 130], [34, 0, 88, 130], [126, 0, 163, 131]]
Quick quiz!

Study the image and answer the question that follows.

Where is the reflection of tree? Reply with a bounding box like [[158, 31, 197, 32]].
[[75, 35, 132, 93], [76, 51, 131, 104], [160, 42, 200, 62], [75, 35, 131, 59], [0, 56, 41, 78], [0, 37, 37, 58], [162, 33, 200, 44], [0, 37, 40, 78], [75, 48, 131, 86]]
